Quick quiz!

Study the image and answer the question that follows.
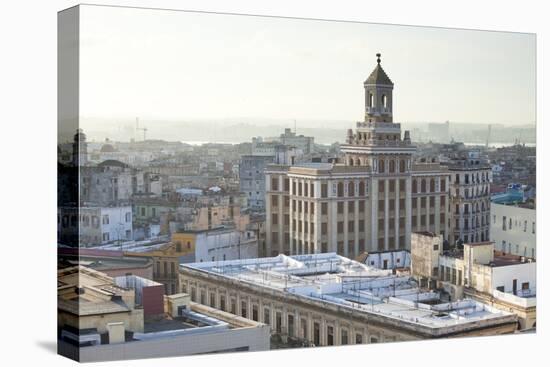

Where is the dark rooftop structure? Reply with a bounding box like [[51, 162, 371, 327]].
[[364, 53, 394, 86]]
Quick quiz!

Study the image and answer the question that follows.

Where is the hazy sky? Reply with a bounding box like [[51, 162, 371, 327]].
[[79, 5, 536, 129]]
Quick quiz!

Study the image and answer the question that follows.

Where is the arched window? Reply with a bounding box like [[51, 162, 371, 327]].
[[382, 94, 387, 108], [421, 179, 426, 193], [348, 182, 355, 196], [356, 158, 361, 166], [440, 178, 446, 191], [379, 160, 385, 173], [369, 93, 374, 107], [399, 159, 405, 173], [337, 182, 344, 197], [349, 158, 354, 166], [429, 179, 435, 192], [389, 160, 395, 173], [412, 179, 418, 193], [359, 182, 365, 196]]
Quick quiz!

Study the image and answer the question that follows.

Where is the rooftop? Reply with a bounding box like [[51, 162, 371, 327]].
[[182, 253, 516, 333]]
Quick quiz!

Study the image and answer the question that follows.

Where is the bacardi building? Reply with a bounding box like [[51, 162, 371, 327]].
[[265, 54, 460, 257]]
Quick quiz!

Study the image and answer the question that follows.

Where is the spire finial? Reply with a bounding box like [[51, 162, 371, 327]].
[[376, 53, 381, 64]]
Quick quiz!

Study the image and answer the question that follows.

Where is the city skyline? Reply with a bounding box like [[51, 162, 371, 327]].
[[79, 5, 535, 133]]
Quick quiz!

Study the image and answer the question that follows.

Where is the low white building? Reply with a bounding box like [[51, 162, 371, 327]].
[[360, 250, 411, 270], [491, 202, 536, 258], [76, 206, 133, 246], [179, 227, 259, 264], [411, 232, 536, 330]]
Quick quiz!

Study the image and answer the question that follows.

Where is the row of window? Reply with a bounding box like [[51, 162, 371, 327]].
[[455, 215, 491, 230], [58, 212, 132, 228], [451, 185, 490, 199], [498, 215, 536, 234], [101, 230, 132, 242], [455, 201, 489, 214], [500, 241, 536, 258], [186, 283, 384, 345], [412, 178, 446, 193], [453, 171, 490, 185], [412, 196, 446, 210], [376, 159, 407, 173]]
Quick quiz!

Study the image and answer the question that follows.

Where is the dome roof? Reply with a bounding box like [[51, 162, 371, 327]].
[[98, 159, 128, 168], [100, 144, 117, 153]]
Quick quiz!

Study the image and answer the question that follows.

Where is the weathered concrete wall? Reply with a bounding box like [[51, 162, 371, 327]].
[[59, 323, 270, 362]]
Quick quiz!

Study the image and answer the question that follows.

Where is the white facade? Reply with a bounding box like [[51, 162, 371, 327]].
[[78, 206, 133, 245], [194, 228, 259, 263], [491, 262, 536, 295], [491, 203, 536, 258], [363, 250, 411, 270]]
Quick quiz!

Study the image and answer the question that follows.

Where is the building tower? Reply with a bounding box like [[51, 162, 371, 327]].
[[72, 128, 88, 167], [364, 53, 393, 123], [340, 53, 416, 250], [265, 53, 451, 258]]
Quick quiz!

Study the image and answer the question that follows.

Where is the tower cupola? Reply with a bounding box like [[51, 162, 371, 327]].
[[364, 53, 394, 123]]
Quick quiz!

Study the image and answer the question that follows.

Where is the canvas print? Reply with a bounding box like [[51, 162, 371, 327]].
[[57, 4, 536, 362]]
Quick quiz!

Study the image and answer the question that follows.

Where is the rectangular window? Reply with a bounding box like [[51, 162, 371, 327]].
[[341, 329, 348, 345], [252, 305, 258, 321], [321, 183, 328, 198], [359, 200, 365, 213], [321, 202, 328, 215], [288, 314, 294, 337], [241, 301, 247, 318], [327, 326, 334, 346], [313, 322, 320, 346]]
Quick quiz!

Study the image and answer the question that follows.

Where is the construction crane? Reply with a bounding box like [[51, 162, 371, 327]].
[[135, 117, 148, 141]]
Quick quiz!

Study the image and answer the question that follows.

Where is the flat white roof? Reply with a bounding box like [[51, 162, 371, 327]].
[[182, 253, 515, 330]]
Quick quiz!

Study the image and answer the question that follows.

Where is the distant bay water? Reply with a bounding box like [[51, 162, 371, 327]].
[[180, 140, 535, 148]]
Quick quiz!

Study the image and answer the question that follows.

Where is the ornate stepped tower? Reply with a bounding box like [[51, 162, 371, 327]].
[[340, 53, 417, 250]]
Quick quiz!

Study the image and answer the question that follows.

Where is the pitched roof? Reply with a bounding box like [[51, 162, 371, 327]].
[[364, 63, 393, 86]]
